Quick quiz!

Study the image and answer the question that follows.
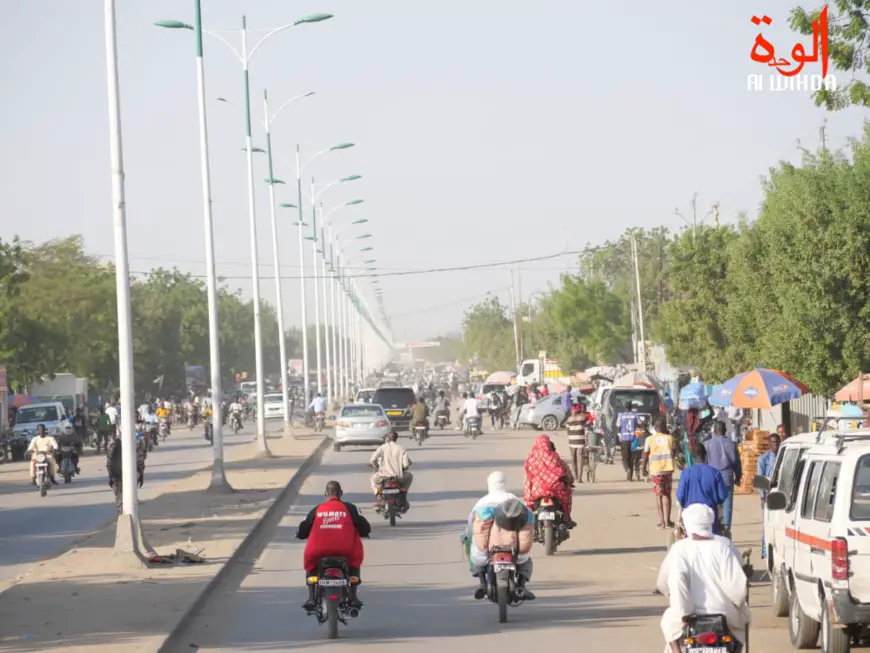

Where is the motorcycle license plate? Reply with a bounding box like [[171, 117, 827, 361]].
[[493, 562, 515, 571], [382, 488, 400, 494], [318, 579, 348, 587], [691, 648, 727, 653], [387, 411, 402, 416], [538, 511, 555, 520]]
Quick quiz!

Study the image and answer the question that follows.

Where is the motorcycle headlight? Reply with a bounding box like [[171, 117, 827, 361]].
[[35, 453, 47, 463]]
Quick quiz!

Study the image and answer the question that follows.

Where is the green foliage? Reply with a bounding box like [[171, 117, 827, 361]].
[[0, 236, 306, 394], [790, 1, 870, 110], [461, 297, 516, 371]]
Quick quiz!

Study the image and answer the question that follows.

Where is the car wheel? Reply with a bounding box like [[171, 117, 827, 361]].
[[541, 415, 558, 431], [771, 567, 789, 618], [789, 590, 820, 649], [821, 601, 851, 653], [333, 442, 341, 452]]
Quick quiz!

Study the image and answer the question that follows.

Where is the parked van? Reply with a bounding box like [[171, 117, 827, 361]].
[[757, 428, 870, 652]]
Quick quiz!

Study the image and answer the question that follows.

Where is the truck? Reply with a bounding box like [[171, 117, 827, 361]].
[[29, 374, 88, 420], [516, 353, 570, 388]]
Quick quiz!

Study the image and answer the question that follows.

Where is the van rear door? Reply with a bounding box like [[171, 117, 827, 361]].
[[847, 454, 870, 603]]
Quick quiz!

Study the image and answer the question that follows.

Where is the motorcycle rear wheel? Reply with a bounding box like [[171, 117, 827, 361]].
[[326, 599, 339, 639], [40, 483, 47, 498], [497, 584, 509, 623], [544, 525, 556, 556], [389, 504, 397, 527]]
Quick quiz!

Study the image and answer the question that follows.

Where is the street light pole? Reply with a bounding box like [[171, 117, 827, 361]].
[[319, 217, 332, 405], [156, 11, 334, 453], [104, 0, 144, 560], [192, 1, 228, 489], [295, 146, 310, 400], [263, 90, 290, 435], [310, 178, 323, 396]]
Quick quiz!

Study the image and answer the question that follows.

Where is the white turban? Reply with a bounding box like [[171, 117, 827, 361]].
[[487, 471, 506, 494], [682, 503, 715, 537]]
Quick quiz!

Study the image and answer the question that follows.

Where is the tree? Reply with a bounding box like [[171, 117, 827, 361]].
[[726, 132, 870, 394], [461, 297, 516, 371], [790, 1, 870, 110], [654, 226, 742, 382]]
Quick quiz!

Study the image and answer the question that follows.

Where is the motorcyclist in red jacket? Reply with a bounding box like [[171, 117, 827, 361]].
[[296, 480, 371, 611]]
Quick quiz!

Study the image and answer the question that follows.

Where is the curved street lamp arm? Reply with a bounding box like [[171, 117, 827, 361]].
[[269, 91, 315, 127], [202, 28, 245, 64], [247, 23, 301, 63]]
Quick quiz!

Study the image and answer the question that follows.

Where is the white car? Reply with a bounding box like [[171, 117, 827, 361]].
[[758, 428, 870, 652], [263, 393, 286, 419]]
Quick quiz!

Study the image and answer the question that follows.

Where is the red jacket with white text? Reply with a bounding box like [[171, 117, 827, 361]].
[[297, 496, 370, 572]]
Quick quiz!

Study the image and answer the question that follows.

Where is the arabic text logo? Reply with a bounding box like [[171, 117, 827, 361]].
[[747, 7, 836, 92]]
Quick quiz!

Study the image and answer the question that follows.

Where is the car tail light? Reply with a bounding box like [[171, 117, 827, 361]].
[[695, 633, 717, 646], [375, 420, 388, 427], [659, 403, 666, 415], [832, 537, 849, 581]]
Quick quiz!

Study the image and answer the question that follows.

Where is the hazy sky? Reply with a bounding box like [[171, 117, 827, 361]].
[[0, 0, 865, 346]]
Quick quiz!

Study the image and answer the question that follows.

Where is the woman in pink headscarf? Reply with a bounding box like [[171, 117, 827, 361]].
[[523, 434, 575, 526]]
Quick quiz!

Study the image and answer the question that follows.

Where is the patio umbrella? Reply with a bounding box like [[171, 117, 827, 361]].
[[9, 394, 38, 408], [835, 374, 870, 403], [678, 382, 711, 410], [485, 371, 516, 385], [707, 368, 808, 409]]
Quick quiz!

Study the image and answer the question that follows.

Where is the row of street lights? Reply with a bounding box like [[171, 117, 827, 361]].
[[99, 0, 392, 562]]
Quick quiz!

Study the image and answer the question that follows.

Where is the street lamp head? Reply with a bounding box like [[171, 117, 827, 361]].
[[249, 147, 266, 153], [360, 247, 374, 252], [304, 236, 317, 242], [341, 174, 362, 182], [345, 199, 364, 206], [264, 178, 286, 184], [280, 203, 298, 209], [357, 233, 372, 239], [351, 219, 368, 225], [217, 97, 230, 103], [364, 259, 376, 264], [154, 20, 194, 30], [303, 91, 316, 98], [294, 13, 334, 25], [330, 142, 355, 151], [293, 221, 309, 227]]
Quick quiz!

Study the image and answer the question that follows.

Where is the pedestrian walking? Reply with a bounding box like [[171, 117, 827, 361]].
[[757, 433, 780, 557], [617, 408, 639, 480], [705, 420, 742, 534], [565, 406, 588, 481], [643, 417, 677, 529], [95, 407, 112, 453]]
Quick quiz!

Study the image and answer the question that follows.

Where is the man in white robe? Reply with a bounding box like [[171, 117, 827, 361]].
[[657, 503, 751, 652]]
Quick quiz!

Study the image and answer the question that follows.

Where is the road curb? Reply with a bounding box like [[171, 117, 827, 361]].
[[157, 434, 330, 653]]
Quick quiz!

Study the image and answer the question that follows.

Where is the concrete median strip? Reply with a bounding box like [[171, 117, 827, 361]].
[[0, 430, 329, 653]]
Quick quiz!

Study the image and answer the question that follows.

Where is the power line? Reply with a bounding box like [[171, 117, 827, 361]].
[[129, 249, 582, 281], [390, 287, 511, 319]]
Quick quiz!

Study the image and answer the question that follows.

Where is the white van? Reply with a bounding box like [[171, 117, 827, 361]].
[[758, 429, 870, 652]]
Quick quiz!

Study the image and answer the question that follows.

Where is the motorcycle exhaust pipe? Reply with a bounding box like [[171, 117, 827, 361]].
[[348, 607, 360, 618]]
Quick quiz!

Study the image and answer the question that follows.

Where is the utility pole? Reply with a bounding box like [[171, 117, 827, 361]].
[[712, 202, 720, 227], [509, 270, 521, 370], [820, 118, 827, 150], [631, 232, 647, 369]]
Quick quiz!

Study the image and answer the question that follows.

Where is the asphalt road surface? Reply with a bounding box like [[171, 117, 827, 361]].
[[180, 428, 676, 652], [0, 419, 264, 584]]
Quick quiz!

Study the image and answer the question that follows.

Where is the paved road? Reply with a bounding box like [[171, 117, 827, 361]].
[[0, 418, 278, 584], [181, 429, 685, 651]]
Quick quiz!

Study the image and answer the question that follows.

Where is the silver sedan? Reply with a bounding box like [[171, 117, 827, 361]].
[[332, 403, 391, 452], [518, 395, 567, 430]]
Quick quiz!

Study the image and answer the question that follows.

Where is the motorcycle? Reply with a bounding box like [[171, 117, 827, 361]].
[[306, 556, 361, 639], [679, 613, 742, 652], [158, 419, 169, 442], [484, 545, 528, 623], [434, 412, 449, 430], [231, 412, 243, 434], [204, 420, 213, 444], [376, 476, 408, 526], [314, 412, 325, 433], [412, 420, 428, 445], [57, 444, 77, 484], [33, 452, 51, 497], [464, 415, 482, 439], [149, 424, 160, 449], [534, 496, 570, 556]]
